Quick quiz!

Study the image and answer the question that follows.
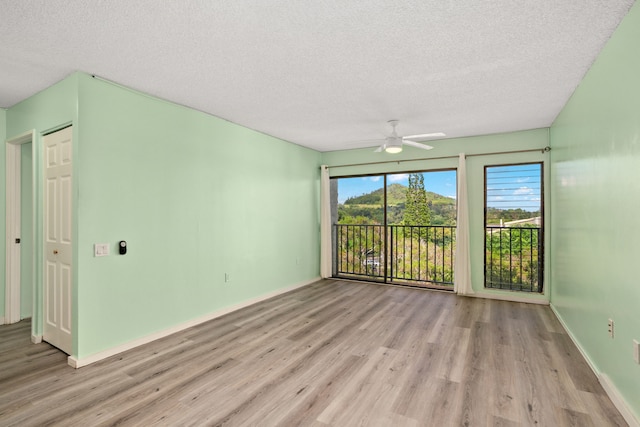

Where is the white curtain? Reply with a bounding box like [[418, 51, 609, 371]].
[[454, 153, 474, 295], [320, 165, 332, 278]]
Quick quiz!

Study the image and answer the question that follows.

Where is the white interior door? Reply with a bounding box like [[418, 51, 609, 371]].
[[43, 126, 73, 354]]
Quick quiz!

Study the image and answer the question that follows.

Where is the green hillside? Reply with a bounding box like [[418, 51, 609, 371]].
[[345, 183, 454, 207], [339, 183, 456, 225]]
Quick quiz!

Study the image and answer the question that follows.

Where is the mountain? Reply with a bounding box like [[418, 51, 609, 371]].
[[340, 183, 456, 225], [344, 183, 455, 207]]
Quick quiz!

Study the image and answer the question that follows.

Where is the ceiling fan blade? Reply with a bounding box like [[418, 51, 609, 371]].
[[374, 144, 385, 153], [403, 132, 446, 142], [402, 140, 434, 150]]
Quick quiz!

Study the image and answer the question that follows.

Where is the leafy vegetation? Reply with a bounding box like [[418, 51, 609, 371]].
[[485, 226, 541, 292], [404, 174, 431, 226]]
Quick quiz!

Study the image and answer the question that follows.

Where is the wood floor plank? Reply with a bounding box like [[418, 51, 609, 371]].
[[316, 346, 399, 425], [0, 280, 629, 426], [256, 354, 368, 426], [578, 390, 629, 427], [491, 343, 521, 423]]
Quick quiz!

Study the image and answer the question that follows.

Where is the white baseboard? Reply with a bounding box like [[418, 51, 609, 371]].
[[469, 291, 549, 305], [550, 304, 639, 427], [31, 334, 42, 344], [600, 374, 640, 427], [68, 277, 321, 369]]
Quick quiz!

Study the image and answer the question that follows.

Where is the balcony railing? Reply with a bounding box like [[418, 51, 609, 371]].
[[485, 226, 543, 292], [335, 224, 386, 280], [334, 224, 456, 288], [334, 224, 542, 293]]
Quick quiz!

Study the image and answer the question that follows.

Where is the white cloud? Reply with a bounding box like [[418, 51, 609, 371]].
[[388, 173, 408, 182], [368, 176, 381, 182], [514, 186, 534, 195]]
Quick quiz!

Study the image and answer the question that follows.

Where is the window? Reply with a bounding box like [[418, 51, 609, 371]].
[[484, 163, 543, 292]]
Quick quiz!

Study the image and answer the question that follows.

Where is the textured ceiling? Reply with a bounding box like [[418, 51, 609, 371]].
[[0, 0, 635, 152]]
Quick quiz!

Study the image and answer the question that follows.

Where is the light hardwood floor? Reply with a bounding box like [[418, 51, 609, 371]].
[[0, 280, 628, 426]]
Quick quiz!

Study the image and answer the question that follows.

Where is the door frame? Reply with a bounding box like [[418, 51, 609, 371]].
[[4, 130, 35, 324]]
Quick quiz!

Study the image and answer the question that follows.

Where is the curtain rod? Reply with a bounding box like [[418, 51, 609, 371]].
[[324, 146, 550, 169]]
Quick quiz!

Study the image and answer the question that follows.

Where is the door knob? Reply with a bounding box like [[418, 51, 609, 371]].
[[53, 250, 59, 255]]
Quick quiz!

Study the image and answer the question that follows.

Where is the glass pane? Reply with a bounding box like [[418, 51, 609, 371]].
[[386, 171, 457, 226], [485, 164, 542, 225], [485, 163, 543, 292], [331, 170, 457, 289], [333, 176, 385, 280], [336, 176, 384, 225]]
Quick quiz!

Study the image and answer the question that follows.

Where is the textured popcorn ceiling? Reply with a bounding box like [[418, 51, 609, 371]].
[[0, 1, 635, 151]]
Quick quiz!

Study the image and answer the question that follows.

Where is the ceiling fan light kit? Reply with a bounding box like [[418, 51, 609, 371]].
[[375, 120, 443, 154], [385, 136, 403, 153]]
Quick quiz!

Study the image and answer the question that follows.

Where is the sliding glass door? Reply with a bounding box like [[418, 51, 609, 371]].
[[332, 170, 457, 289]]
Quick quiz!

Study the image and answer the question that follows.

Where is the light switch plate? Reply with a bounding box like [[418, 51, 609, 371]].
[[94, 243, 110, 257]]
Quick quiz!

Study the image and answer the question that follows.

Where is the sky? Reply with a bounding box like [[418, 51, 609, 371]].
[[336, 165, 541, 211], [485, 164, 542, 211]]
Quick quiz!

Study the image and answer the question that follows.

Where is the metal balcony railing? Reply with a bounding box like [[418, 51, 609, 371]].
[[485, 226, 543, 292], [334, 224, 456, 288], [334, 224, 386, 280]]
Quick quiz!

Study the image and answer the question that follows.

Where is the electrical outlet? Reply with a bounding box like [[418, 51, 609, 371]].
[[634, 340, 639, 364], [607, 318, 614, 338]]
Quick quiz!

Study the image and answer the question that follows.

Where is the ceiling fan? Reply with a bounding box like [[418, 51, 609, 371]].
[[374, 120, 445, 154]]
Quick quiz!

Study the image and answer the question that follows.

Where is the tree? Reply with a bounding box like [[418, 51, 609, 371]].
[[403, 173, 431, 226]]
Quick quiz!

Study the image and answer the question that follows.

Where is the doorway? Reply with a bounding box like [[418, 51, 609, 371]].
[[331, 169, 457, 289], [5, 131, 34, 325]]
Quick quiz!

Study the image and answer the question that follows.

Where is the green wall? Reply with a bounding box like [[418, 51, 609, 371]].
[[322, 128, 550, 300], [0, 108, 6, 321], [4, 73, 321, 360], [74, 74, 321, 358], [550, 1, 640, 420]]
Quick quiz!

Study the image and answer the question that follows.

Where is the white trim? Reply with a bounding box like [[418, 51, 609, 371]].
[[68, 277, 321, 368], [469, 291, 549, 305], [0, 316, 4, 325], [550, 304, 639, 427], [5, 141, 21, 323], [599, 374, 640, 427], [5, 130, 35, 325], [320, 166, 332, 278], [31, 334, 42, 344]]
